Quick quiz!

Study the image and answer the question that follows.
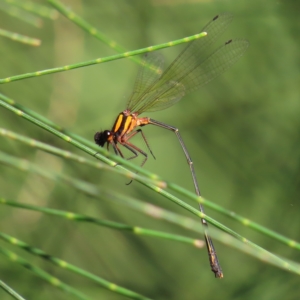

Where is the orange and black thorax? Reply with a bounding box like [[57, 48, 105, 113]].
[[110, 110, 138, 140], [94, 110, 149, 147]]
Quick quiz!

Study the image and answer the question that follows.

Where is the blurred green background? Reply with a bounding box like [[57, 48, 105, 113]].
[[1, 0, 300, 299]]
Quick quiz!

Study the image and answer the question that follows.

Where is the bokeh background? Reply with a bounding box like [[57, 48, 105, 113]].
[[1, 0, 300, 299]]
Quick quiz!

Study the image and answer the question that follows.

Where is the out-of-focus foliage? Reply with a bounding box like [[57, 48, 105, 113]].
[[0, 0, 299, 299]]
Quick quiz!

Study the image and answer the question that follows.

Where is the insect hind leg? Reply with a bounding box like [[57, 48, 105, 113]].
[[122, 141, 148, 185], [124, 129, 156, 160]]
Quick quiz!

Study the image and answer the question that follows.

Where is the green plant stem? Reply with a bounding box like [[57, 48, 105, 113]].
[[48, 0, 141, 64], [0, 128, 160, 185], [0, 280, 26, 300], [0, 151, 298, 276], [168, 182, 300, 250], [1, 194, 300, 276], [4, 0, 58, 19], [0, 199, 203, 248], [0, 232, 153, 300], [0, 2, 42, 27], [0, 247, 91, 300], [0, 32, 207, 84], [0, 28, 40, 46]]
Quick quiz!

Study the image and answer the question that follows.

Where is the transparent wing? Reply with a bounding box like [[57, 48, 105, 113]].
[[137, 39, 249, 112], [126, 52, 164, 110], [126, 13, 248, 114], [156, 12, 234, 87]]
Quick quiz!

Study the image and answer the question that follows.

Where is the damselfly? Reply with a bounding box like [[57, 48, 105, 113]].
[[94, 13, 249, 278]]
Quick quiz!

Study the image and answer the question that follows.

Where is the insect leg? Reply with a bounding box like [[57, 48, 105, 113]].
[[148, 118, 223, 278]]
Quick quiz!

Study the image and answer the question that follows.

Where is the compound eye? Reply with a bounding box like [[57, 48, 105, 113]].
[[94, 130, 111, 147]]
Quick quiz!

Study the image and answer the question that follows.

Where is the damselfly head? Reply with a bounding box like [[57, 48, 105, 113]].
[[94, 130, 111, 147]]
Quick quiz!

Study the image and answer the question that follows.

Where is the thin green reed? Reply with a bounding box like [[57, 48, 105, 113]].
[[169, 183, 300, 251], [0, 197, 300, 276], [0, 232, 153, 300], [2, 148, 213, 237], [0, 128, 161, 186], [6, 0, 58, 19], [0, 279, 26, 300], [0, 93, 98, 148], [0, 201, 203, 247], [0, 28, 41, 46], [48, 0, 140, 62], [0, 1, 42, 27], [0, 32, 207, 84], [0, 148, 298, 276], [0, 247, 91, 300]]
